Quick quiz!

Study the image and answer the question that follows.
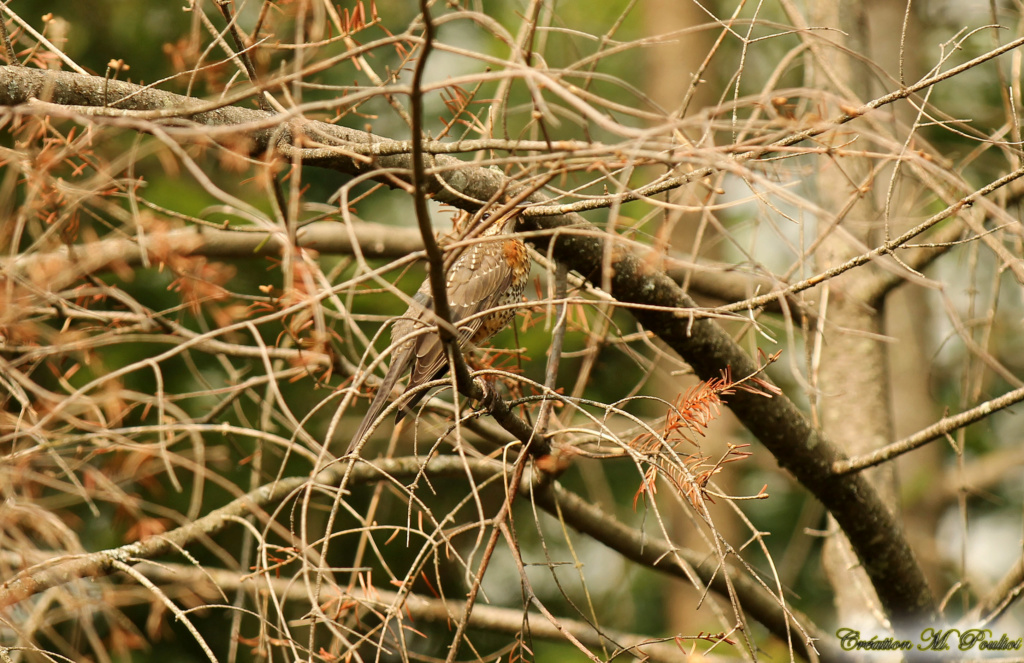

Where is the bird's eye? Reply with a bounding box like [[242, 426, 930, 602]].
[[481, 212, 491, 221]]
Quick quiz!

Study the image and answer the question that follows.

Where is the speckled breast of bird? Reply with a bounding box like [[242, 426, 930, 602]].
[[471, 235, 529, 343]]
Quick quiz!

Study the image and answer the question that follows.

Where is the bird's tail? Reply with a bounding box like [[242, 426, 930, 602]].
[[346, 350, 410, 455], [393, 364, 449, 424]]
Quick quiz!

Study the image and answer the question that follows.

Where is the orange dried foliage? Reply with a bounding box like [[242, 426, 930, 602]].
[[165, 256, 238, 322], [438, 82, 490, 137], [510, 634, 535, 663], [217, 134, 257, 172], [338, 0, 377, 35], [630, 379, 724, 453], [162, 38, 195, 75], [0, 289, 44, 346], [106, 626, 148, 658], [235, 634, 269, 658], [634, 445, 755, 512], [100, 378, 130, 427], [631, 356, 782, 454], [631, 354, 781, 509], [535, 449, 573, 475], [124, 517, 171, 542]]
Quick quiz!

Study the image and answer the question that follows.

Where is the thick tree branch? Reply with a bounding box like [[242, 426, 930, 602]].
[[518, 217, 936, 625], [1, 221, 425, 292], [0, 456, 827, 659], [134, 561, 721, 663], [529, 476, 842, 662], [3, 217, 794, 318], [0, 551, 730, 663]]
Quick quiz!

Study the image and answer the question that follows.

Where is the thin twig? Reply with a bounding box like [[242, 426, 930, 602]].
[[833, 384, 1024, 474], [536, 260, 568, 434], [444, 449, 531, 663], [214, 0, 270, 111], [0, 6, 86, 73], [0, 2, 17, 66], [716, 162, 1024, 315], [972, 556, 1024, 626]]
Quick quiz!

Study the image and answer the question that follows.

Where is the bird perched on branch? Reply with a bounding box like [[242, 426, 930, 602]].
[[347, 208, 529, 454]]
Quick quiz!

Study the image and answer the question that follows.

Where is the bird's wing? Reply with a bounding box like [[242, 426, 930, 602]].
[[406, 240, 517, 387], [350, 236, 521, 448]]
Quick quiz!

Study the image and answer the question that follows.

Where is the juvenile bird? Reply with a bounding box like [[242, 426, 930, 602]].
[[347, 208, 529, 454]]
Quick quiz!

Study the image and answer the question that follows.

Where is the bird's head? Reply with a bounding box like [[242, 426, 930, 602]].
[[478, 208, 521, 236]]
